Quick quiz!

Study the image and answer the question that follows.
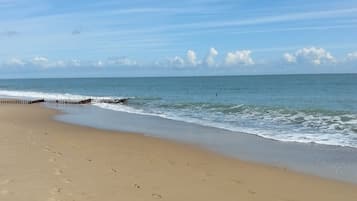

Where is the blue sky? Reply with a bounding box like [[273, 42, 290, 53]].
[[0, 0, 357, 77]]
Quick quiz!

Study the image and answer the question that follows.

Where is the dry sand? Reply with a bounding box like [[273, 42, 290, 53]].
[[0, 104, 356, 201]]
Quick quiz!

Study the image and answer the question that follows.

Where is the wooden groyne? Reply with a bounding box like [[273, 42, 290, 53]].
[[45, 99, 93, 105], [0, 99, 45, 104], [0, 98, 128, 105]]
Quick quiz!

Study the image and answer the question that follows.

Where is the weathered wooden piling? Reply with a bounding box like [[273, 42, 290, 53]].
[[29, 99, 45, 104], [99, 98, 128, 104]]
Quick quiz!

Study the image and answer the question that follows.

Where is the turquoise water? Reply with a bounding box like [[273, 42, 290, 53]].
[[1, 74, 357, 147]]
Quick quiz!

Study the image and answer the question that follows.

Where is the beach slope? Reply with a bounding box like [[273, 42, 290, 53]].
[[0, 104, 356, 201]]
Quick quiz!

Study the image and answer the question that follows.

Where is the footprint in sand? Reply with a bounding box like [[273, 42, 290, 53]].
[[111, 168, 118, 173], [49, 158, 57, 163], [61, 178, 72, 184], [152, 193, 162, 199], [47, 197, 61, 201], [248, 190, 257, 195], [231, 179, 243, 185], [51, 151, 63, 157], [50, 187, 62, 195], [44, 146, 63, 157], [0, 189, 9, 196], [54, 168, 64, 176], [48, 186, 65, 201], [0, 180, 13, 196], [0, 179, 13, 185], [44, 146, 52, 152]]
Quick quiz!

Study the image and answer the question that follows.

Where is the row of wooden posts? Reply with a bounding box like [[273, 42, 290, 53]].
[[0, 99, 45, 104], [0, 98, 128, 105]]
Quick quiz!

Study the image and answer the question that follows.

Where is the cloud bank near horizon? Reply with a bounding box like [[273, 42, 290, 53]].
[[1, 47, 356, 70]]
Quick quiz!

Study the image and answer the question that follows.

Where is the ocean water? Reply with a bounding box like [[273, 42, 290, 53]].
[[1, 74, 357, 148]]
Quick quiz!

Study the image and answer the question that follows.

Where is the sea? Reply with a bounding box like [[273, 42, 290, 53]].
[[0, 74, 357, 148]]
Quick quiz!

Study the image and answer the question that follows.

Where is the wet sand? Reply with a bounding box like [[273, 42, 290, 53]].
[[1, 104, 356, 201]]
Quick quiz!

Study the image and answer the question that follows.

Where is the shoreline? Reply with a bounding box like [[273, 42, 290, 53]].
[[2, 80, 357, 150], [54, 103, 357, 184], [1, 104, 357, 200]]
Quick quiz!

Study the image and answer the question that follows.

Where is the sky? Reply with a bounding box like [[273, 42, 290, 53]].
[[0, 0, 357, 78]]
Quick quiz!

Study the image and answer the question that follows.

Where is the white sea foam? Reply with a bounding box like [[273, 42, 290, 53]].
[[93, 103, 154, 117], [94, 101, 357, 148], [0, 90, 126, 102]]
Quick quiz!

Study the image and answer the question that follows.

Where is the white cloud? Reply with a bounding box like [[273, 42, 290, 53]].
[[52, 60, 66, 68], [283, 53, 296, 63], [4, 58, 26, 66], [347, 52, 357, 60], [52, 59, 82, 68], [168, 56, 185, 67], [70, 59, 81, 67], [26, 57, 137, 68], [225, 50, 254, 66], [283, 47, 335, 65], [1, 56, 139, 69], [30, 56, 70, 68], [95, 60, 104, 67], [1, 56, 83, 69], [186, 50, 197, 66], [205, 47, 218, 66], [172, 56, 185, 66], [106, 57, 137, 66], [32, 56, 49, 64]]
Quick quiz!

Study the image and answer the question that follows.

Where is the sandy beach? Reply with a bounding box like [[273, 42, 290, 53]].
[[1, 104, 356, 201]]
